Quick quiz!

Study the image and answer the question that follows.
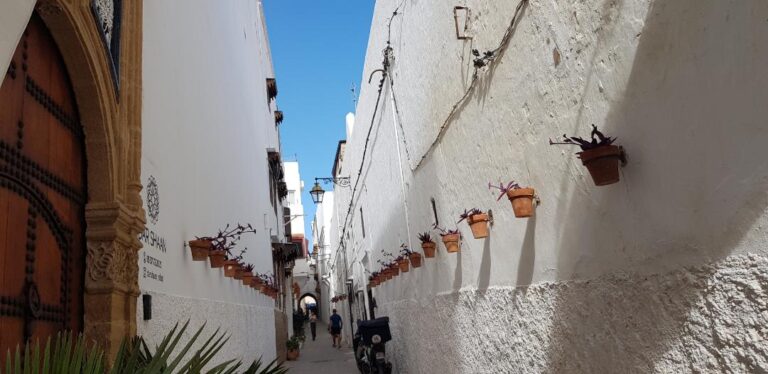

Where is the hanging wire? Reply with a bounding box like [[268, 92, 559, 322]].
[[412, 0, 529, 171]]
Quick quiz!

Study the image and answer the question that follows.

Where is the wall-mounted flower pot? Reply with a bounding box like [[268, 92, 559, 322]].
[[578, 145, 625, 186], [442, 234, 461, 253], [223, 261, 240, 278], [234, 267, 245, 280], [209, 250, 227, 268], [390, 265, 400, 277], [467, 213, 490, 239], [409, 253, 423, 268], [507, 188, 536, 218], [260, 284, 269, 293], [188, 239, 212, 261], [241, 272, 254, 285], [398, 258, 410, 273], [421, 242, 436, 258]]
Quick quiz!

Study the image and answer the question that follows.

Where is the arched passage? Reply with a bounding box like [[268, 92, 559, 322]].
[[298, 293, 319, 317]]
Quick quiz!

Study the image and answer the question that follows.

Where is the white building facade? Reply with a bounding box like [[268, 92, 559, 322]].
[[138, 0, 286, 364], [331, 0, 768, 373], [0, 0, 291, 365]]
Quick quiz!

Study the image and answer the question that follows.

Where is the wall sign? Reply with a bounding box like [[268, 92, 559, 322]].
[[140, 175, 166, 284], [146, 175, 160, 224]]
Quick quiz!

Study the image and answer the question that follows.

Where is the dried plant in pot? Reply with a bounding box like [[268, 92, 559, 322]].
[[205, 223, 257, 268], [401, 244, 422, 268], [436, 226, 461, 253], [187, 238, 212, 261], [240, 264, 255, 285], [223, 248, 246, 278], [418, 232, 437, 258], [389, 263, 400, 277], [459, 209, 490, 239], [396, 255, 410, 273], [550, 125, 627, 186], [489, 181, 539, 218]]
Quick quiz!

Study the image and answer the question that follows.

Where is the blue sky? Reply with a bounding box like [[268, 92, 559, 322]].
[[262, 1, 375, 252]]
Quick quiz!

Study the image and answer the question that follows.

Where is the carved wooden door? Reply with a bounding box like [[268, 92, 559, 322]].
[[0, 14, 86, 357]]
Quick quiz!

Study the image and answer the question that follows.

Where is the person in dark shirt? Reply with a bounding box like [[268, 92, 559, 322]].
[[329, 309, 342, 348]]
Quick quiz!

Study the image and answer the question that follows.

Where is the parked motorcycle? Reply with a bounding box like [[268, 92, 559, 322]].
[[353, 317, 393, 374]]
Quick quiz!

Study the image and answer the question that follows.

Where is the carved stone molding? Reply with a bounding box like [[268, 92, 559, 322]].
[[33, 0, 145, 361], [87, 241, 114, 282]]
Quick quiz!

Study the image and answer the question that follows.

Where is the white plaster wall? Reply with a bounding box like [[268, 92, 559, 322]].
[[335, 0, 768, 372], [139, 0, 279, 363], [315, 192, 334, 322], [283, 161, 305, 237], [0, 1, 34, 75]]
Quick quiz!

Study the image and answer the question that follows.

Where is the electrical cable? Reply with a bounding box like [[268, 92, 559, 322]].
[[412, 0, 529, 171]]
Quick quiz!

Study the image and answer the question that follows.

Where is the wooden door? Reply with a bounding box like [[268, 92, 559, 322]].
[[0, 13, 86, 356]]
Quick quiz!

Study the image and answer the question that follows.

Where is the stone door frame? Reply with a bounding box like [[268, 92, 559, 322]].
[[32, 0, 145, 360]]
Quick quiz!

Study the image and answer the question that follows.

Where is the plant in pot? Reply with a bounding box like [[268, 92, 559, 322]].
[[223, 248, 247, 278], [241, 264, 255, 285], [549, 124, 627, 186], [205, 223, 256, 268], [418, 232, 437, 258], [251, 272, 264, 289], [489, 181, 539, 218], [401, 244, 422, 268], [458, 208, 490, 239], [187, 237, 213, 261], [286, 336, 300, 361], [435, 225, 462, 253]]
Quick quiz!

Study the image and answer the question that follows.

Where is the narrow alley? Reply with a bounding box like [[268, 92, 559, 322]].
[[0, 0, 767, 373], [284, 323, 358, 374]]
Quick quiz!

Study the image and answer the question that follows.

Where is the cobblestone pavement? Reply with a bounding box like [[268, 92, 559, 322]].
[[284, 323, 358, 373]]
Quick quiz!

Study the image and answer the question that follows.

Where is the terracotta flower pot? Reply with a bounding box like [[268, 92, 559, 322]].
[[260, 284, 269, 293], [398, 258, 410, 273], [234, 267, 245, 280], [409, 253, 423, 268], [241, 272, 254, 285], [467, 213, 490, 239], [421, 242, 437, 258], [390, 265, 400, 276], [507, 188, 536, 218], [209, 250, 227, 268], [188, 239, 212, 261], [287, 349, 299, 361], [578, 145, 623, 186], [223, 261, 240, 278], [442, 233, 461, 253], [251, 278, 263, 289]]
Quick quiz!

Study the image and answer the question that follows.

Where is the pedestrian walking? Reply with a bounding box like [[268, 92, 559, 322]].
[[329, 309, 342, 348], [309, 311, 317, 341]]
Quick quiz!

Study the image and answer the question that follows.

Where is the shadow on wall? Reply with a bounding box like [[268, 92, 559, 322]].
[[548, 0, 768, 371]]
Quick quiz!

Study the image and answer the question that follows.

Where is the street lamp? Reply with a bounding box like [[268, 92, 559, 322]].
[[310, 177, 351, 205]]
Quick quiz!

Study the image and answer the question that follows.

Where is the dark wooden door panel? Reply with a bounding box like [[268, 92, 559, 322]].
[[0, 13, 86, 360]]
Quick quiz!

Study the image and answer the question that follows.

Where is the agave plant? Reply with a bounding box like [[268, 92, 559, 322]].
[[4, 321, 288, 374]]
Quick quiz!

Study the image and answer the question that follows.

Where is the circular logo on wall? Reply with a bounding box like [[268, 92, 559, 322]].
[[146, 175, 160, 224]]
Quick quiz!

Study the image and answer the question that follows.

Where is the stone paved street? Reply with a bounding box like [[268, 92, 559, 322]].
[[285, 323, 358, 373]]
